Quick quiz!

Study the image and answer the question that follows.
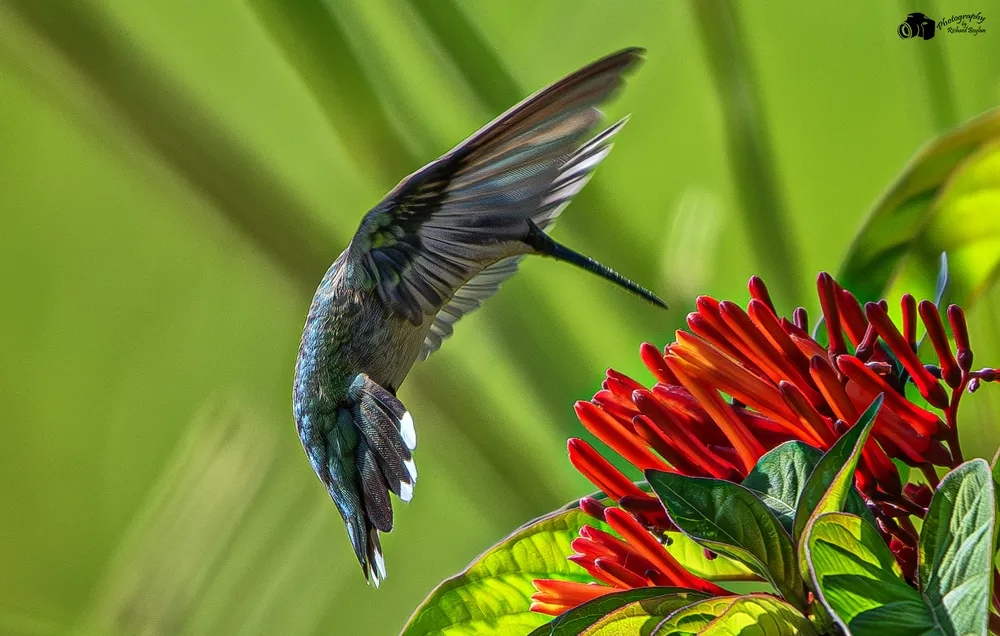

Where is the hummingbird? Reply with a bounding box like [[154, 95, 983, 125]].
[[292, 47, 666, 587]]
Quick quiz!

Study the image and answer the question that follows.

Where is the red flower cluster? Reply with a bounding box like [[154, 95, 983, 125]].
[[531, 273, 997, 615]]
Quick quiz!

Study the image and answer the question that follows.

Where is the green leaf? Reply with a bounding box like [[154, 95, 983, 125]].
[[575, 488, 757, 582], [807, 462, 998, 636], [651, 594, 818, 635], [664, 532, 757, 582], [529, 588, 706, 636], [839, 108, 1000, 305], [803, 512, 934, 635], [933, 251, 951, 307], [646, 471, 806, 610], [793, 395, 882, 543], [918, 458, 997, 636], [578, 592, 713, 636], [402, 508, 604, 635], [742, 441, 874, 535]]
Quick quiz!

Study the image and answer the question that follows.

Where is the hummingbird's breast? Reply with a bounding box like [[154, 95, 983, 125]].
[[294, 252, 427, 420]]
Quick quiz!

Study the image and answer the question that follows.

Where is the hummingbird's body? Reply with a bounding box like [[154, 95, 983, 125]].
[[293, 48, 665, 586]]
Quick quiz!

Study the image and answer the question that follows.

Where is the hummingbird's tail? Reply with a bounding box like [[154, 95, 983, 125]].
[[302, 374, 416, 587]]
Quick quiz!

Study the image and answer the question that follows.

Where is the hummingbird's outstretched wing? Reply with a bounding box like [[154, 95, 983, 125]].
[[349, 48, 644, 336]]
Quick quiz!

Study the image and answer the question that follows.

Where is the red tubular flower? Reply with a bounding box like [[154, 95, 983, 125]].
[[533, 272, 995, 617], [837, 288, 869, 346], [567, 438, 648, 501], [817, 272, 849, 357], [947, 305, 973, 371], [575, 402, 673, 473], [865, 301, 950, 409], [530, 579, 617, 615], [603, 508, 727, 596], [579, 496, 608, 521], [901, 294, 918, 352], [919, 301, 961, 388]]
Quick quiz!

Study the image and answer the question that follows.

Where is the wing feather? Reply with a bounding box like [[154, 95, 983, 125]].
[[349, 48, 643, 351]]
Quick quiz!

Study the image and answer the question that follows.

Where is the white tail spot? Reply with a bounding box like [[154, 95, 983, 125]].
[[404, 457, 417, 482], [400, 412, 416, 450], [372, 545, 386, 585], [399, 480, 413, 502]]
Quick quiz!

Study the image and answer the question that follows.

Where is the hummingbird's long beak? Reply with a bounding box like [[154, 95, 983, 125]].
[[525, 220, 668, 310]]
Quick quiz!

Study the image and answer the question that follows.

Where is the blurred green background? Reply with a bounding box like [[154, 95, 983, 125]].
[[2, 1, 1000, 634]]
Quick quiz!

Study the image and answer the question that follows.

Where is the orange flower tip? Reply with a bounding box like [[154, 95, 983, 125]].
[[748, 276, 776, 314], [918, 300, 961, 388], [531, 579, 612, 600], [696, 295, 721, 311], [717, 299, 739, 315], [607, 369, 644, 392], [947, 305, 973, 371], [529, 601, 568, 616], [641, 341, 678, 384], [833, 419, 848, 436], [816, 273, 847, 356], [793, 307, 809, 332], [569, 539, 595, 556], [901, 294, 918, 350], [579, 497, 608, 521]]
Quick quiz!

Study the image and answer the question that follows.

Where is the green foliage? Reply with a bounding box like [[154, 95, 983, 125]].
[[742, 441, 873, 535], [839, 107, 1000, 304], [918, 459, 996, 635], [663, 533, 756, 582], [803, 512, 932, 635], [528, 588, 707, 636], [792, 396, 881, 542], [575, 593, 712, 636], [646, 472, 806, 610], [806, 459, 998, 635], [650, 594, 817, 636], [402, 509, 603, 635], [409, 393, 1000, 635]]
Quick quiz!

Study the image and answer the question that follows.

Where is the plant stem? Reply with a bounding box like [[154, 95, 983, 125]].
[[920, 463, 941, 489], [943, 377, 968, 465]]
